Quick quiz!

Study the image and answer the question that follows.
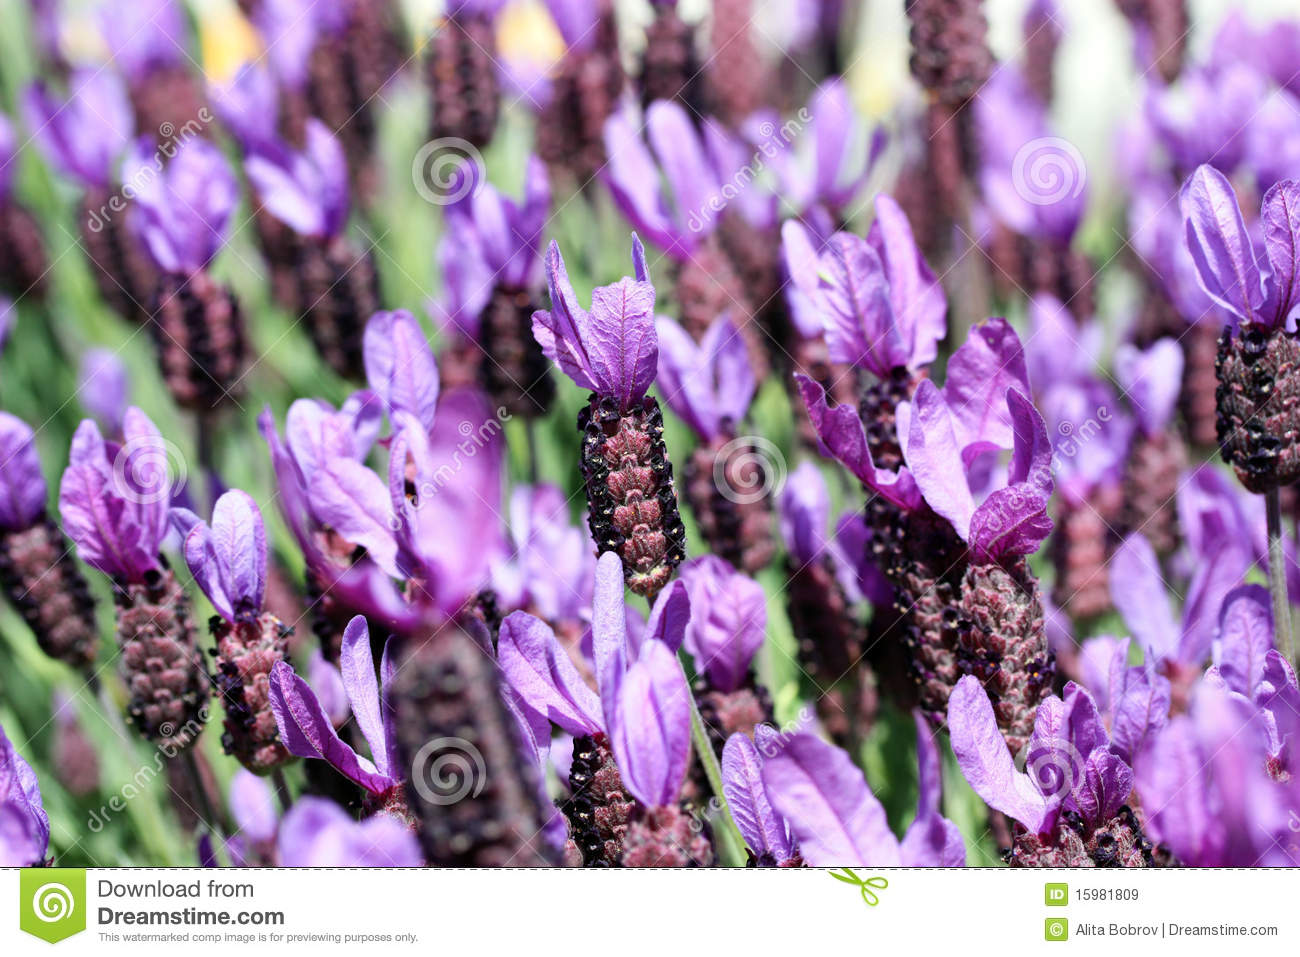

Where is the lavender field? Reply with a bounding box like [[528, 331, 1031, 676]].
[[0, 0, 1298, 870]]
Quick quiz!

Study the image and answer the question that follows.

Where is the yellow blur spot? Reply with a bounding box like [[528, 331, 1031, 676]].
[[497, 0, 566, 75], [198, 2, 263, 85]]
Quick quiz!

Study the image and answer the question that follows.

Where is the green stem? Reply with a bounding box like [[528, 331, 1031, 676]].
[[1266, 488, 1295, 664], [271, 767, 294, 814], [679, 660, 747, 866]]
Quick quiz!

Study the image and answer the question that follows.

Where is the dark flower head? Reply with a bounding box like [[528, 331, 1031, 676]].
[[244, 120, 350, 239], [0, 412, 48, 533], [183, 490, 267, 623], [1181, 164, 1300, 332], [23, 69, 134, 190], [532, 236, 658, 411], [58, 408, 174, 583], [0, 720, 49, 866], [124, 136, 238, 274]]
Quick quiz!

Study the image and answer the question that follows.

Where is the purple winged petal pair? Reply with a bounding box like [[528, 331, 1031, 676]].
[[182, 490, 268, 623], [656, 314, 755, 441]]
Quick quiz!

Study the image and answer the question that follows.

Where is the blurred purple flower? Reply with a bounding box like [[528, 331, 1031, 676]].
[[244, 120, 350, 239], [22, 69, 134, 189], [721, 727, 798, 866], [183, 489, 267, 623], [0, 720, 49, 866], [78, 348, 129, 436], [677, 555, 765, 693], [655, 314, 755, 441], [0, 412, 48, 533]]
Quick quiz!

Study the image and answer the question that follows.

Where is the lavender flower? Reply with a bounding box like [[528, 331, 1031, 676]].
[[59, 408, 208, 749], [721, 728, 799, 866], [760, 713, 964, 866], [949, 676, 1167, 867], [432, 157, 555, 418], [0, 412, 98, 669], [0, 721, 49, 866], [658, 314, 774, 572], [499, 551, 708, 865], [245, 121, 377, 380], [125, 136, 246, 411], [1181, 165, 1300, 490], [185, 491, 293, 774], [78, 349, 130, 436], [532, 237, 687, 598], [638, 0, 701, 109]]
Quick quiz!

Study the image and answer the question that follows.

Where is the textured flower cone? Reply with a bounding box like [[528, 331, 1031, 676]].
[[785, 555, 865, 686], [816, 670, 881, 748], [1023, 16, 1059, 106], [437, 335, 484, 392], [1006, 806, 1178, 867], [957, 560, 1054, 757], [115, 568, 209, 751], [149, 270, 248, 411], [869, 501, 969, 729], [53, 715, 100, 797], [306, 30, 383, 199], [78, 189, 157, 322], [1181, 319, 1222, 448], [165, 747, 221, 832], [893, 160, 943, 262], [906, 0, 994, 107], [127, 66, 207, 145], [347, 0, 407, 101], [212, 613, 293, 775], [0, 514, 99, 670], [640, 8, 703, 111], [478, 285, 556, 419], [859, 367, 918, 473], [707, 0, 765, 125], [987, 224, 1027, 303], [294, 235, 380, 381], [923, 100, 977, 226], [620, 805, 714, 866], [565, 732, 635, 866], [1023, 239, 1095, 320], [1050, 486, 1121, 621], [695, 677, 774, 755], [1131, 282, 1185, 348], [1215, 325, 1300, 493], [426, 14, 500, 149], [392, 624, 559, 866], [1121, 432, 1186, 556], [684, 434, 775, 574], [674, 239, 769, 379], [0, 201, 50, 298], [304, 561, 366, 663], [536, 2, 623, 184], [578, 394, 688, 598], [1118, 0, 1188, 84]]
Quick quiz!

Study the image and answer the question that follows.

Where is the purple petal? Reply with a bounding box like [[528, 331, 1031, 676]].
[[941, 318, 1031, 454], [655, 316, 719, 438], [606, 640, 692, 807], [761, 732, 900, 866], [1108, 663, 1171, 766], [592, 551, 629, 702], [229, 770, 278, 843], [1263, 179, 1300, 327], [587, 277, 659, 408], [278, 799, 422, 867], [818, 233, 903, 375], [1180, 164, 1267, 325], [868, 194, 946, 368], [23, 69, 133, 189], [721, 733, 795, 863], [267, 661, 394, 795], [78, 348, 129, 436], [1109, 534, 1180, 661], [308, 459, 400, 577], [1115, 339, 1184, 436], [679, 556, 766, 693], [947, 676, 1053, 833], [904, 379, 975, 538], [0, 412, 47, 531], [641, 579, 690, 654], [364, 310, 440, 429], [1073, 749, 1133, 826], [778, 461, 831, 565], [601, 104, 680, 253], [308, 650, 350, 725], [211, 490, 266, 618], [498, 611, 603, 736], [646, 100, 718, 238], [913, 710, 942, 819], [1214, 584, 1274, 698], [339, 616, 391, 777], [900, 814, 966, 867]]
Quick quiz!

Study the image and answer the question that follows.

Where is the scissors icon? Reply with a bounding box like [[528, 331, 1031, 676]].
[[829, 869, 889, 906]]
